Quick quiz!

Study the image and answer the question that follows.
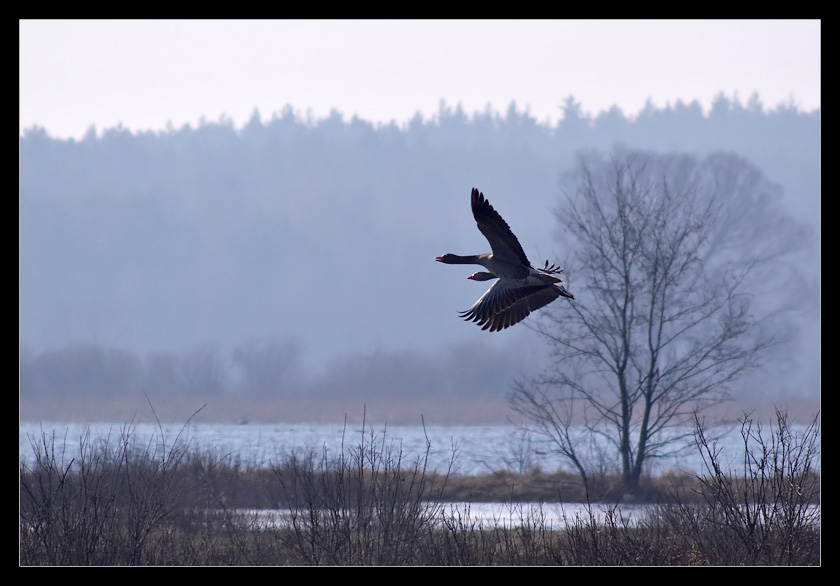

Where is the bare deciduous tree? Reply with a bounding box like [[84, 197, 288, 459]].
[[510, 148, 806, 495]]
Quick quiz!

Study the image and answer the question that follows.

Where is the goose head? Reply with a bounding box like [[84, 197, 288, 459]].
[[467, 271, 497, 281]]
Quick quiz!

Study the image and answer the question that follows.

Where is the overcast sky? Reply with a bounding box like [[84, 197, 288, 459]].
[[20, 19, 820, 140]]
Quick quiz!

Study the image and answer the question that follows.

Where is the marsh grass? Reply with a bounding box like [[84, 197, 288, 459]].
[[20, 409, 819, 565]]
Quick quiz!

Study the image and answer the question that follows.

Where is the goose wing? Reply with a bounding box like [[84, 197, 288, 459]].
[[470, 188, 530, 266], [489, 286, 565, 331], [459, 279, 562, 331]]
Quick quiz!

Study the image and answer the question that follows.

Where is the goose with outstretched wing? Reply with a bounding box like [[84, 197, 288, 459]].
[[435, 188, 574, 331]]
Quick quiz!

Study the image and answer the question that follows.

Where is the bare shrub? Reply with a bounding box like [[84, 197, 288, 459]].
[[649, 408, 820, 565], [20, 418, 193, 565], [269, 417, 452, 565]]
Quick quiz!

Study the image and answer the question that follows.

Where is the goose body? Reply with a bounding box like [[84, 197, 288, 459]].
[[436, 188, 574, 331]]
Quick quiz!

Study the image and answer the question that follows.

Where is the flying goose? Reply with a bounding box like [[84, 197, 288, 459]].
[[435, 188, 574, 331]]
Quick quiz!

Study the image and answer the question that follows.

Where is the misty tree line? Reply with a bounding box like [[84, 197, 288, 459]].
[[19, 93, 819, 220], [20, 339, 300, 398], [21, 93, 818, 197], [19, 92, 819, 407], [19, 337, 533, 402]]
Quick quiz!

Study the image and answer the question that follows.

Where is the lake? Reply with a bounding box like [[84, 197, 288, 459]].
[[18, 419, 820, 477]]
